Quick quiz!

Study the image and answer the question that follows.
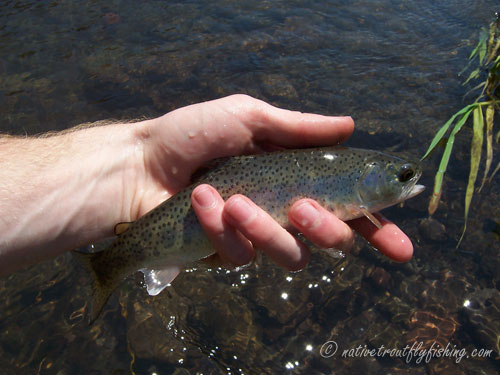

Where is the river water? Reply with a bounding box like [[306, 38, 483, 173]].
[[0, 0, 499, 374]]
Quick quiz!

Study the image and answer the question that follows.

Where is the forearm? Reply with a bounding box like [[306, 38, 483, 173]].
[[0, 121, 150, 275]]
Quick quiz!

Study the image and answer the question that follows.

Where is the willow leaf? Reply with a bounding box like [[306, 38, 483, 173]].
[[488, 36, 500, 65], [486, 22, 496, 59], [428, 107, 475, 215], [421, 104, 477, 161], [464, 69, 480, 85], [469, 45, 479, 60], [479, 104, 494, 191], [469, 38, 482, 60], [488, 161, 500, 183], [479, 39, 488, 65], [463, 81, 486, 99], [458, 107, 484, 246]]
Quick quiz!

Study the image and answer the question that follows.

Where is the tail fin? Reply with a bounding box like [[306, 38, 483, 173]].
[[73, 251, 120, 324]]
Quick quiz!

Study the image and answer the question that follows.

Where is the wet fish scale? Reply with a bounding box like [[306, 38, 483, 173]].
[[75, 146, 424, 322]]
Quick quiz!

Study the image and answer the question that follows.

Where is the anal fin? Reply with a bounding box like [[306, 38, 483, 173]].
[[139, 267, 181, 296], [322, 248, 346, 259]]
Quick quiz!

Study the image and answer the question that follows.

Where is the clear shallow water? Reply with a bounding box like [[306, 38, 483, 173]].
[[1, 0, 499, 374]]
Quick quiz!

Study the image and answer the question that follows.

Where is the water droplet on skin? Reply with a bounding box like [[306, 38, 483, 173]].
[[218, 125, 226, 140]]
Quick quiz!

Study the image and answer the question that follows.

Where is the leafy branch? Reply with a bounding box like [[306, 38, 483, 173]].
[[422, 13, 500, 245]]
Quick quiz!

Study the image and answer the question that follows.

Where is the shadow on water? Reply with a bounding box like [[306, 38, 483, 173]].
[[0, 0, 499, 374]]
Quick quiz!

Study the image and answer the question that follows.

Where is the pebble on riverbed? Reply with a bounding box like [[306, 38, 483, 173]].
[[418, 218, 447, 242]]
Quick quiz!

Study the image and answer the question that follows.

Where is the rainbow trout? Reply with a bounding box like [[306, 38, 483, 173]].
[[76, 147, 424, 322]]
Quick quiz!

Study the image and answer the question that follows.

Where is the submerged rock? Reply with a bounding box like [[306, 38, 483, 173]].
[[419, 218, 447, 242]]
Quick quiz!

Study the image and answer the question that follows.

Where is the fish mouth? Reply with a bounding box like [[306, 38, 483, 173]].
[[406, 184, 425, 199]]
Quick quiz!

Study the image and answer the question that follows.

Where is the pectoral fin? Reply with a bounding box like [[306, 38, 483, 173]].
[[139, 267, 181, 296], [360, 208, 383, 229]]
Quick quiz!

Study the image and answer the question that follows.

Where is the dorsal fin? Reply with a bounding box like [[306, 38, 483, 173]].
[[114, 221, 132, 235]]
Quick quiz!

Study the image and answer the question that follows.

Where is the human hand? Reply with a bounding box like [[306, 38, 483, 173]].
[[131, 95, 413, 270], [0, 94, 411, 277]]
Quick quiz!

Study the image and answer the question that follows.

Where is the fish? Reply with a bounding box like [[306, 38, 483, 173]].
[[75, 146, 424, 322]]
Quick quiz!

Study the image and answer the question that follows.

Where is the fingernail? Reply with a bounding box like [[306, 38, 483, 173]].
[[225, 197, 256, 225], [193, 186, 216, 209], [293, 202, 321, 229]]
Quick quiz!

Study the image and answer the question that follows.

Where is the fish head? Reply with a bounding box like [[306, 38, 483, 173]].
[[357, 157, 424, 212]]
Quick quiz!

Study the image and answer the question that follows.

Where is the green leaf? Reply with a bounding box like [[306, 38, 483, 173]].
[[488, 161, 500, 183], [486, 21, 496, 59], [463, 68, 480, 84], [421, 104, 477, 161], [458, 106, 484, 245], [478, 37, 487, 65], [479, 104, 494, 191], [428, 107, 475, 215], [463, 81, 486, 99], [469, 30, 488, 62], [488, 37, 500, 66], [469, 40, 481, 60]]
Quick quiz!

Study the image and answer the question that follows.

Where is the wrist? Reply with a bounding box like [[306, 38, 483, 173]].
[[0, 119, 152, 274]]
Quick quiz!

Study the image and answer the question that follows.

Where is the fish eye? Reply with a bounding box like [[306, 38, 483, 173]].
[[398, 164, 415, 182]]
